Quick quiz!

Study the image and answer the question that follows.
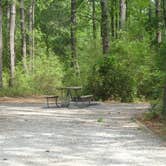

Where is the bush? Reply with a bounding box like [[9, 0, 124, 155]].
[[85, 37, 160, 102], [87, 57, 136, 102], [30, 55, 64, 94], [0, 54, 64, 96]]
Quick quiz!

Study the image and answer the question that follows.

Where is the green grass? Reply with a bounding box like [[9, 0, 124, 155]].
[[97, 118, 104, 123]]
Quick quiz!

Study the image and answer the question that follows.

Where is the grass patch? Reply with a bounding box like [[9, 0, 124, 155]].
[[97, 118, 104, 123]]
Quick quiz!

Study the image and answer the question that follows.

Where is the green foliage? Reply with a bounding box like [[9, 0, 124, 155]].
[[142, 100, 163, 122], [157, 40, 166, 73], [63, 67, 80, 86], [85, 36, 160, 102], [63, 39, 102, 87], [87, 56, 136, 102], [30, 54, 64, 94], [97, 117, 104, 123], [143, 111, 160, 121], [78, 39, 102, 86], [37, 0, 70, 59], [0, 54, 64, 96]]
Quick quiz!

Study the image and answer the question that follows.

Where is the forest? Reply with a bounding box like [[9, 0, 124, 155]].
[[0, 0, 166, 115]]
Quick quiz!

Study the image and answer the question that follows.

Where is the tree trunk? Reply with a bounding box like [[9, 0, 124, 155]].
[[162, 0, 166, 115], [0, 0, 3, 88], [6, 1, 10, 68], [162, 0, 166, 28], [92, 0, 96, 40], [111, 0, 115, 38], [28, 2, 33, 70], [101, 0, 110, 55], [120, 0, 126, 29], [20, 0, 27, 72], [115, 0, 119, 38], [28, 4, 32, 53], [126, 0, 128, 21], [163, 85, 166, 115], [148, 0, 153, 41], [126, 0, 130, 26], [32, 0, 35, 70], [71, 0, 80, 76], [149, 1, 152, 26], [9, 2, 16, 87], [156, 0, 162, 45], [7, 2, 10, 33]]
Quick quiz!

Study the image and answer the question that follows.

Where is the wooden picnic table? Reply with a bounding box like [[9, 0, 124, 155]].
[[45, 86, 93, 108]]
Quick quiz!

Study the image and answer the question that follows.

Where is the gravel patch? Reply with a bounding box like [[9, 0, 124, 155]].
[[0, 102, 165, 166]]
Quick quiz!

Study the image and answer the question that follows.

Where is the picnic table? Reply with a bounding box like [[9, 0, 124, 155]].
[[57, 86, 82, 107], [45, 86, 93, 107]]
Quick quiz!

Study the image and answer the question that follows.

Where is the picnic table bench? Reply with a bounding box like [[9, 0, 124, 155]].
[[79, 95, 93, 105], [45, 96, 59, 108]]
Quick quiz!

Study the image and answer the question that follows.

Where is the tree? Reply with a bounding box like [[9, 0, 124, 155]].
[[101, 0, 110, 55], [28, 1, 32, 59], [92, 0, 96, 40], [0, 0, 3, 88], [120, 0, 126, 29], [7, 1, 10, 31], [156, 0, 162, 45], [110, 0, 115, 38], [115, 0, 119, 38], [162, 0, 166, 115], [148, 1, 152, 28], [163, 84, 166, 115], [5, 1, 10, 69], [28, 0, 35, 71], [32, 0, 35, 70], [20, 0, 27, 72], [9, 1, 16, 87], [71, 0, 80, 76], [162, 0, 166, 27]]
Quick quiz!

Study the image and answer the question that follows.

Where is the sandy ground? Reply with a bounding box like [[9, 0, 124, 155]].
[[0, 97, 46, 104], [0, 102, 166, 166]]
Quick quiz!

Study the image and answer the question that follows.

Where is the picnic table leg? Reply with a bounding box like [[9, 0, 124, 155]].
[[47, 98, 49, 108], [56, 97, 59, 107], [66, 89, 71, 107], [67, 89, 72, 99]]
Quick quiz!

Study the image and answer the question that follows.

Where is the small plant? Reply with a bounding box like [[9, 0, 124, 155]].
[[137, 127, 142, 130], [130, 118, 136, 122], [97, 118, 104, 123]]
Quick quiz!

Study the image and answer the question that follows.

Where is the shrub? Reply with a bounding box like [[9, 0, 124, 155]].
[[0, 54, 64, 96], [31, 55, 64, 94], [85, 37, 160, 102], [87, 57, 136, 102]]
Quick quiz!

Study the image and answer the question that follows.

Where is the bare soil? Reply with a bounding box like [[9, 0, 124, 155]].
[[0, 96, 45, 104], [137, 115, 166, 139]]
